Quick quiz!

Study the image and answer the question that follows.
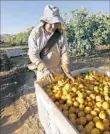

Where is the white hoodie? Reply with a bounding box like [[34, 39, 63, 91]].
[[28, 23, 69, 80]]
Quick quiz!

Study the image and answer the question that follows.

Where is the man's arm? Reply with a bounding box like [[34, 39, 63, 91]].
[[28, 31, 48, 72], [60, 33, 75, 81], [28, 30, 54, 81]]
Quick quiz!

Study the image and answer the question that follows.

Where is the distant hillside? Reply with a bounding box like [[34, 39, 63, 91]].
[[1, 26, 34, 46], [0, 34, 13, 39]]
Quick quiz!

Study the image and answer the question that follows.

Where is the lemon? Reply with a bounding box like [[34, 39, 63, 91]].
[[96, 102, 102, 108], [106, 109, 110, 115], [85, 124, 93, 134], [104, 86, 109, 92], [46, 88, 51, 93], [73, 101, 79, 107], [94, 86, 99, 92], [48, 91, 53, 97], [51, 95, 56, 102], [93, 116, 100, 123], [62, 104, 69, 110], [103, 131, 110, 134], [55, 101, 60, 106], [75, 108, 79, 113], [96, 96, 102, 102], [86, 114, 93, 121], [105, 96, 110, 101], [90, 94, 96, 100], [78, 84, 84, 89], [94, 107, 100, 114], [58, 80, 64, 86], [76, 118, 80, 125], [104, 123, 110, 131], [77, 97, 84, 104], [85, 106, 92, 114], [103, 119, 110, 124], [66, 100, 72, 106], [88, 102, 93, 107], [63, 110, 69, 117], [79, 104, 84, 110], [86, 97, 92, 102], [78, 93, 84, 98], [69, 113, 76, 119], [91, 128, 100, 134], [66, 94, 72, 100], [89, 121, 95, 128], [69, 106, 76, 113], [99, 111, 106, 119], [55, 93, 61, 99], [78, 111, 85, 117], [59, 99, 64, 104], [102, 102, 109, 110], [70, 117, 76, 125], [61, 95, 67, 101], [77, 125, 83, 132], [79, 117, 87, 125], [96, 121, 104, 130], [71, 87, 77, 92]]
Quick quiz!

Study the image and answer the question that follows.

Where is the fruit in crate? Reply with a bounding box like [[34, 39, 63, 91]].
[[45, 71, 110, 133]]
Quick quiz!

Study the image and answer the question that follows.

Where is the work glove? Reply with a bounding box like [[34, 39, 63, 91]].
[[61, 64, 75, 82], [65, 73, 75, 82], [37, 62, 47, 72], [43, 69, 54, 82], [37, 62, 54, 82]]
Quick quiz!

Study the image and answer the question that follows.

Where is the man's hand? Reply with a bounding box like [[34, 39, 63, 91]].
[[65, 73, 75, 82], [43, 69, 54, 82], [61, 64, 75, 82], [37, 62, 54, 82]]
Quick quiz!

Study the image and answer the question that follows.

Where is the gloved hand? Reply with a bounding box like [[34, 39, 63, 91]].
[[61, 64, 75, 82], [65, 72, 75, 82], [43, 69, 54, 82], [37, 62, 47, 72], [37, 62, 54, 82]]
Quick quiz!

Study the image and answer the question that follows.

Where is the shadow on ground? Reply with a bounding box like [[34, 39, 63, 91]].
[[70, 51, 110, 71], [0, 50, 110, 134], [0, 105, 38, 134], [0, 66, 36, 112]]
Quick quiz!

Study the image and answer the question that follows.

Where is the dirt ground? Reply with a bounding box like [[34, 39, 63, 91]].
[[0, 50, 110, 134]]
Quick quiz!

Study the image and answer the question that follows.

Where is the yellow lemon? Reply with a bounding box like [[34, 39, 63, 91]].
[[102, 102, 109, 110], [78, 111, 85, 117], [99, 111, 106, 119], [70, 117, 76, 125], [103, 131, 110, 134], [85, 106, 92, 114], [91, 128, 100, 134], [96, 121, 104, 131], [93, 116, 100, 123], [79, 117, 87, 125], [86, 114, 93, 121]]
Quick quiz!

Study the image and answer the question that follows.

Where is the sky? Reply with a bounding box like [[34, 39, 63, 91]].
[[1, 0, 110, 34]]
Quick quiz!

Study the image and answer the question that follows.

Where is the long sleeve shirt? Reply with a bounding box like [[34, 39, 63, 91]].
[[28, 23, 69, 80]]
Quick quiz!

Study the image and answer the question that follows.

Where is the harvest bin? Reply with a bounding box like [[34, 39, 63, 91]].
[[34, 68, 110, 134]]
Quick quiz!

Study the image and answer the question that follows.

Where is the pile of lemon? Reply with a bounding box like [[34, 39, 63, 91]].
[[45, 71, 110, 134]]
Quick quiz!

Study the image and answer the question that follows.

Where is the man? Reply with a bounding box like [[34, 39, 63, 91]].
[[28, 5, 74, 82]]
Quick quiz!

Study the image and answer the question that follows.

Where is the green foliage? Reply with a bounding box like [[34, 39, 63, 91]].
[[2, 9, 110, 56], [62, 9, 110, 56], [2, 26, 34, 46]]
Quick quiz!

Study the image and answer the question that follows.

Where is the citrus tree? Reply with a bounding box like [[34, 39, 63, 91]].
[[2, 26, 34, 46], [64, 9, 110, 56]]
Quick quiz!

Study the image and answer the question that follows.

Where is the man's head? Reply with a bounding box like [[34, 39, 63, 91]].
[[40, 5, 63, 33], [44, 22, 61, 33]]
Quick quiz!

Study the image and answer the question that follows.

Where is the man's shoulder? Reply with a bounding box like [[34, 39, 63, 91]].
[[29, 24, 43, 38]]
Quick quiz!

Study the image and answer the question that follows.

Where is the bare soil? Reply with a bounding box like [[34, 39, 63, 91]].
[[0, 50, 110, 134]]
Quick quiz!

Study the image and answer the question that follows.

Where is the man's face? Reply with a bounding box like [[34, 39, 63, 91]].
[[45, 23, 61, 33]]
